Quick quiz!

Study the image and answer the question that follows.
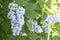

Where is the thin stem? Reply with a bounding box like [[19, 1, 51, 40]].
[[47, 26, 50, 40], [47, 32, 50, 40]]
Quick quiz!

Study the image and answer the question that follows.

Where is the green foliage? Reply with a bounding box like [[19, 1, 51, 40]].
[[26, 21, 33, 31], [0, 0, 60, 40]]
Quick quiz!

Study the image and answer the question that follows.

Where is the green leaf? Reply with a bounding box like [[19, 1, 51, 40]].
[[44, 6, 54, 14], [26, 21, 33, 31], [2, 22, 10, 33], [7, 35, 19, 40], [20, 36, 31, 40], [52, 36, 60, 40], [28, 32, 40, 40], [54, 23, 60, 34], [16, 0, 26, 6], [46, 0, 52, 8], [0, 16, 3, 23], [37, 0, 44, 7], [29, 0, 36, 3], [51, 22, 60, 38], [2, 3, 8, 9], [25, 10, 41, 18], [41, 12, 47, 21], [25, 3, 36, 10], [22, 25, 29, 33]]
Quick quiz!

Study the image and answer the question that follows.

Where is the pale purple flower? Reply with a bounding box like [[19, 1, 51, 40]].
[[54, 13, 60, 22], [34, 25, 43, 33], [7, 3, 25, 36], [28, 19, 43, 33], [43, 15, 53, 33], [8, 3, 18, 10]]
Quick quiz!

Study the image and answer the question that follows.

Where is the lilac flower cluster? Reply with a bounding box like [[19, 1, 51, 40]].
[[43, 14, 60, 33], [54, 13, 60, 22], [43, 15, 54, 33], [51, 5, 60, 22], [7, 3, 25, 36], [28, 19, 43, 33], [43, 5, 60, 33]]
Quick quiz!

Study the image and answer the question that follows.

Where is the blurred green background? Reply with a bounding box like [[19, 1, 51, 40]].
[[0, 0, 60, 40]]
